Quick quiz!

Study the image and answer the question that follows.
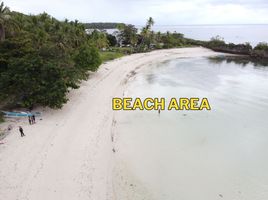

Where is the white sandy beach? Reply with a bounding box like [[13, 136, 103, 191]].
[[0, 47, 222, 200]]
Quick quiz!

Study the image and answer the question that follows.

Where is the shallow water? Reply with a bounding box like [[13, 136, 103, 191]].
[[114, 57, 268, 200]]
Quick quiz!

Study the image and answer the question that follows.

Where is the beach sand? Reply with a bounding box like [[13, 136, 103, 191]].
[[0, 47, 221, 200]]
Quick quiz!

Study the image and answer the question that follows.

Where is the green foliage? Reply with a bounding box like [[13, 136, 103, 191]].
[[0, 112, 4, 123], [112, 47, 133, 54], [106, 34, 117, 46], [88, 30, 109, 49], [251, 42, 268, 59], [139, 17, 155, 49], [117, 24, 138, 46], [74, 44, 101, 72], [84, 17, 202, 53], [0, 1, 12, 41], [254, 42, 268, 51], [0, 7, 101, 109], [0, 35, 71, 108], [161, 31, 186, 48], [100, 51, 124, 62], [207, 35, 226, 47], [205, 36, 253, 55], [84, 22, 124, 29]]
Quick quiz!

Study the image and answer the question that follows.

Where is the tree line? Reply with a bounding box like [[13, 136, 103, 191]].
[[84, 22, 124, 29], [88, 19, 268, 58], [1, 1, 267, 113], [88, 17, 192, 53], [0, 2, 101, 109]]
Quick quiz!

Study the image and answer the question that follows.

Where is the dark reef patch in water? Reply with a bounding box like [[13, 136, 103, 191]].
[[208, 55, 268, 68]]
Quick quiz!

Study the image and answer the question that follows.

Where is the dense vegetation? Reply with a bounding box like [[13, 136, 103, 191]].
[[0, 111, 3, 122], [254, 42, 268, 51], [88, 17, 195, 54], [1, 2, 189, 111], [0, 2, 101, 109], [84, 22, 124, 29]]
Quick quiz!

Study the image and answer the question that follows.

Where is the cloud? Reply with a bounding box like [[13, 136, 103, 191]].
[[3, 0, 268, 24]]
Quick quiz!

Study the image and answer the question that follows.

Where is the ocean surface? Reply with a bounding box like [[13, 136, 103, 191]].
[[114, 56, 268, 200], [107, 24, 268, 46]]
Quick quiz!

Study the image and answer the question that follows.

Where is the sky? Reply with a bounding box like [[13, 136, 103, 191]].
[[3, 0, 268, 25]]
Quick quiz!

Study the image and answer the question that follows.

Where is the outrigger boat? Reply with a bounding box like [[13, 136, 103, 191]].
[[1, 111, 41, 117]]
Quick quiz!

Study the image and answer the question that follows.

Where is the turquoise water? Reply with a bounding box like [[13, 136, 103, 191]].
[[114, 57, 268, 200]]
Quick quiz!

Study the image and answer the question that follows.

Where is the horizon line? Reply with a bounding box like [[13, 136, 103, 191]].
[[84, 22, 268, 26], [134, 23, 268, 26]]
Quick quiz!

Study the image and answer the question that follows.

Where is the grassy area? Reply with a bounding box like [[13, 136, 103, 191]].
[[110, 47, 134, 54], [100, 51, 125, 62]]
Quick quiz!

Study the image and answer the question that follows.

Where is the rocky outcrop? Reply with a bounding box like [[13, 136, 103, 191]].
[[250, 50, 268, 59], [208, 43, 252, 55], [206, 42, 268, 60]]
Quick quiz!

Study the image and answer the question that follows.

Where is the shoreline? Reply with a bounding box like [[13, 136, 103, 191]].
[[0, 47, 223, 200]]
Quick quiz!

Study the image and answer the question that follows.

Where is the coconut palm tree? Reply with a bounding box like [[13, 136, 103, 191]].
[[0, 2, 11, 41], [139, 17, 155, 50], [146, 17, 154, 30]]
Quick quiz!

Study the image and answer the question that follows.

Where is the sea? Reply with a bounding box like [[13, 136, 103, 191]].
[[114, 56, 268, 200]]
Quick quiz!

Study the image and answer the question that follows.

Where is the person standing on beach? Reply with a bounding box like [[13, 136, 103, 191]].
[[32, 114, 35, 123], [19, 126, 25, 137], [28, 116, 32, 125]]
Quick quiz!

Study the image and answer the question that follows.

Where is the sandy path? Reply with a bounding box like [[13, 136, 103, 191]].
[[0, 47, 221, 200]]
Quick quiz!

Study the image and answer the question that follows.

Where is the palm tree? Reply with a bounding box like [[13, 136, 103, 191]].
[[146, 17, 154, 30], [0, 2, 11, 41], [140, 17, 155, 50]]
